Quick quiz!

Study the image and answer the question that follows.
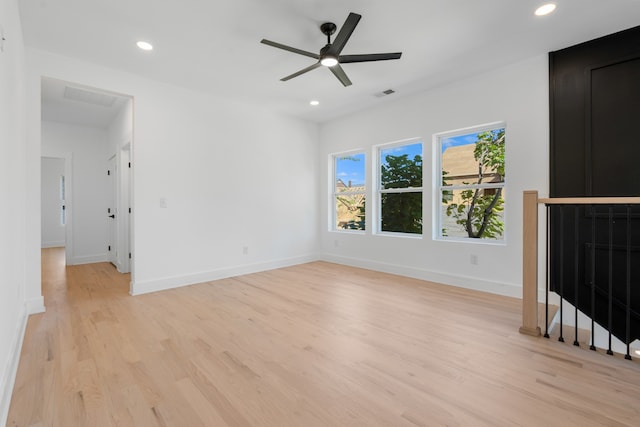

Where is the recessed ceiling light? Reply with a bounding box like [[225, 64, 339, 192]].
[[535, 3, 557, 16], [136, 41, 153, 51], [310, 100, 320, 106]]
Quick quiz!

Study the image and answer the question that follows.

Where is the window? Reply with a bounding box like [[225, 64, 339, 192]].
[[332, 152, 366, 231], [436, 123, 505, 241], [377, 140, 423, 234]]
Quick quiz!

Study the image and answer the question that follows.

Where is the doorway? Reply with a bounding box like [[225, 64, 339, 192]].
[[40, 77, 134, 278]]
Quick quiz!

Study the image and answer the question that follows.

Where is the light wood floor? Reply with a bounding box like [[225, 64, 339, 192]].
[[7, 248, 640, 426]]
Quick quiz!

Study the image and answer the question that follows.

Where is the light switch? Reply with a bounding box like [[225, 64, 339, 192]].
[[159, 197, 167, 208]]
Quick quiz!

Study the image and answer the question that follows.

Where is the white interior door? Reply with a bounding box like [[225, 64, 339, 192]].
[[118, 144, 132, 273], [107, 155, 117, 266], [41, 157, 66, 248]]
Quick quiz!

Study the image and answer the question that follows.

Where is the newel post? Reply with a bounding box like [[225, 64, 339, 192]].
[[520, 190, 542, 336]]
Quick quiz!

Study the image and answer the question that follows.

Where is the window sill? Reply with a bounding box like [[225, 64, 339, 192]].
[[373, 231, 423, 239], [435, 236, 506, 246], [330, 229, 366, 235]]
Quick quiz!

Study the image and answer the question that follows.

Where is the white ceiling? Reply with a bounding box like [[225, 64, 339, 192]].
[[41, 77, 130, 128], [19, 0, 640, 124]]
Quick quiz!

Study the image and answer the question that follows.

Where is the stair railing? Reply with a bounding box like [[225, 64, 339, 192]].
[[521, 190, 640, 358]]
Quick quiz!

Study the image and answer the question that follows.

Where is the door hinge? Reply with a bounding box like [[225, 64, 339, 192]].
[[108, 245, 111, 251], [107, 170, 111, 176], [128, 253, 131, 259], [128, 162, 131, 168], [108, 208, 111, 213], [129, 207, 131, 213]]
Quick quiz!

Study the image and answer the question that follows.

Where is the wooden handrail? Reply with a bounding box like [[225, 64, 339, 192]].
[[520, 191, 640, 336]]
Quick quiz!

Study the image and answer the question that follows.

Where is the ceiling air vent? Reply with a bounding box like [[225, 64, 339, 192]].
[[374, 89, 396, 98], [63, 86, 117, 107]]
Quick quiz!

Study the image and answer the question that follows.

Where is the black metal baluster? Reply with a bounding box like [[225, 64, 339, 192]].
[[607, 207, 614, 356], [544, 205, 550, 338], [590, 205, 596, 351], [625, 206, 632, 360], [574, 207, 580, 347], [559, 206, 565, 343]]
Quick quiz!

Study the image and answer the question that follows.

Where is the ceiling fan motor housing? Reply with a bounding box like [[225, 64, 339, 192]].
[[320, 22, 337, 37]]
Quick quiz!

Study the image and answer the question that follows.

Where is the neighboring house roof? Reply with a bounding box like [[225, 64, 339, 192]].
[[442, 144, 501, 182]]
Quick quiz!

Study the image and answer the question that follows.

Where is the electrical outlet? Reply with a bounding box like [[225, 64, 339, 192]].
[[334, 240, 339, 247], [243, 246, 248, 255], [470, 254, 478, 265]]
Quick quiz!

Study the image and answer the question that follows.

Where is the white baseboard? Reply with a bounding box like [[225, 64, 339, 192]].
[[321, 254, 523, 299], [41, 241, 64, 249], [131, 254, 319, 296], [0, 305, 28, 427], [68, 254, 108, 265], [131, 253, 524, 299], [26, 296, 45, 315]]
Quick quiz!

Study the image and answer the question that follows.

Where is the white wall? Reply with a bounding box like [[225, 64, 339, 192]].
[[319, 55, 549, 298], [41, 121, 110, 264], [0, 0, 31, 423], [41, 157, 66, 248], [25, 49, 320, 297], [108, 98, 132, 155]]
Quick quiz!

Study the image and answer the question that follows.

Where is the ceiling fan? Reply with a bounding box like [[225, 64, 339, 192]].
[[260, 12, 402, 87]]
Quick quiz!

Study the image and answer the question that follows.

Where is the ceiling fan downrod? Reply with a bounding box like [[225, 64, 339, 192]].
[[320, 22, 337, 45]]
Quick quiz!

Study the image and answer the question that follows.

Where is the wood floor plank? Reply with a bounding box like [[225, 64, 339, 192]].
[[6, 248, 640, 426]]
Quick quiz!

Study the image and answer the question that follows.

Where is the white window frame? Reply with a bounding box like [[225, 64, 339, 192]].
[[374, 138, 424, 236], [434, 122, 506, 243], [330, 150, 366, 232]]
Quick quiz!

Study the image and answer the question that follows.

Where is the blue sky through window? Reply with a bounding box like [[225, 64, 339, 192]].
[[441, 134, 476, 152], [380, 142, 422, 167], [336, 153, 365, 186], [380, 142, 422, 164]]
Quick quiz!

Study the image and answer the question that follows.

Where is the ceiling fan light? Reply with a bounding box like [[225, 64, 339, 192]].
[[136, 41, 153, 51], [535, 3, 556, 16], [321, 56, 338, 67]]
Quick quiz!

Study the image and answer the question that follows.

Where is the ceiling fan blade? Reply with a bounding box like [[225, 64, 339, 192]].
[[329, 64, 352, 87], [329, 12, 361, 55], [281, 62, 322, 81], [339, 52, 402, 63], [261, 39, 319, 60]]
